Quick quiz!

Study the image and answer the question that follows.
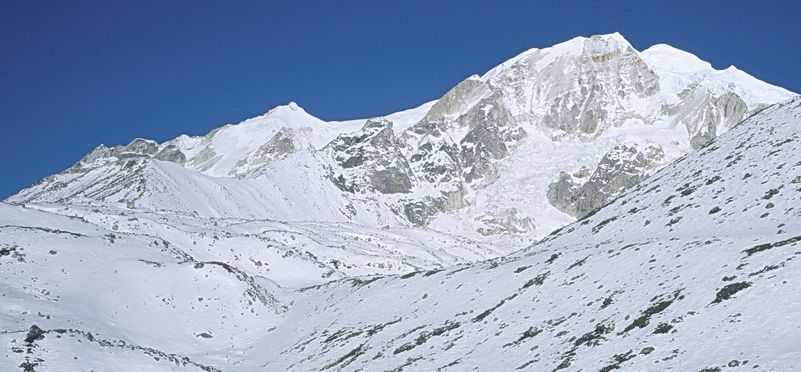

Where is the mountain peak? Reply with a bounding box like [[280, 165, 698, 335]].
[[587, 31, 629, 43], [581, 32, 634, 61], [286, 101, 301, 111], [266, 101, 306, 115], [481, 32, 633, 80], [640, 43, 713, 73], [591, 31, 631, 45], [553, 32, 632, 53], [256, 101, 329, 127]]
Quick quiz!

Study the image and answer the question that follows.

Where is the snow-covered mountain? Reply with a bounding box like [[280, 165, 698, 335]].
[[3, 86, 800, 371], [8, 33, 794, 241], [2, 33, 800, 371], [245, 96, 801, 371]]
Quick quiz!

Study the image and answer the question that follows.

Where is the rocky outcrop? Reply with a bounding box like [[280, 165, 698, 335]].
[[421, 76, 489, 123], [74, 138, 182, 170], [539, 36, 660, 137], [396, 120, 467, 225], [547, 144, 665, 218], [476, 208, 536, 236], [327, 119, 414, 195], [403, 121, 462, 186], [457, 94, 527, 185], [680, 91, 749, 149], [153, 144, 186, 165], [231, 128, 298, 175]]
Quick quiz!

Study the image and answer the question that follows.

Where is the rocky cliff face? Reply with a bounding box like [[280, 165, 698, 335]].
[[547, 144, 666, 218], [7, 33, 795, 240], [327, 118, 414, 195], [399, 120, 466, 225], [230, 127, 298, 175]]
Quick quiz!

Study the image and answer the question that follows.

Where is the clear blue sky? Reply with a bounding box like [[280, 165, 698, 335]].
[[2, 0, 800, 198]]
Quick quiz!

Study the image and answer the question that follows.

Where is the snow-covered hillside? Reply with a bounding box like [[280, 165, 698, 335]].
[[3, 79, 800, 372], [8, 33, 795, 242], [2, 33, 800, 371], [238, 96, 801, 370]]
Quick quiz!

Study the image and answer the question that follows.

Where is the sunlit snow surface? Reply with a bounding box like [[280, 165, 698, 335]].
[[3, 97, 801, 371], [8, 33, 794, 242], [2, 33, 800, 371], [240, 98, 801, 370]]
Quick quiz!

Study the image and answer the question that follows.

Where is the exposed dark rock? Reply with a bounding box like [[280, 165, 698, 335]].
[[652, 322, 673, 334], [503, 326, 542, 348], [326, 118, 414, 195], [622, 291, 683, 333], [743, 236, 801, 257], [323, 344, 366, 370], [711, 282, 752, 304], [25, 325, 45, 344], [574, 321, 615, 347], [393, 321, 460, 355]]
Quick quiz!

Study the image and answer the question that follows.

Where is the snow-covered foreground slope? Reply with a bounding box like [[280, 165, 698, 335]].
[[3, 97, 800, 370], [0, 202, 508, 371], [8, 33, 795, 242], [238, 98, 801, 370], [0, 202, 286, 371]]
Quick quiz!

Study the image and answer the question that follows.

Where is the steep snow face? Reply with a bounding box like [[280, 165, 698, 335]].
[[7, 33, 797, 242], [235, 97, 801, 371], [641, 43, 793, 106], [177, 102, 341, 176]]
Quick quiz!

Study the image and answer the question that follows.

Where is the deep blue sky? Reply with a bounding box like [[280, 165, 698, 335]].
[[2, 0, 800, 198]]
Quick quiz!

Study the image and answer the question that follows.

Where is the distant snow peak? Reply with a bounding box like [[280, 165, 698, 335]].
[[583, 32, 632, 60], [640, 43, 714, 73], [265, 101, 308, 118]]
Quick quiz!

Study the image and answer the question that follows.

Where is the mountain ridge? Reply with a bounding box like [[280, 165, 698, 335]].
[[9, 33, 795, 245]]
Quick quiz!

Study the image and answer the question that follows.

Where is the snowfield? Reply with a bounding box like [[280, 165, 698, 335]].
[[2, 34, 801, 371]]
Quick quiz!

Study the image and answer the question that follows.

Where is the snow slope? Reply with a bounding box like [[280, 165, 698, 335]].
[[237, 97, 801, 371], [3, 32, 801, 370], [3, 82, 800, 372]]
